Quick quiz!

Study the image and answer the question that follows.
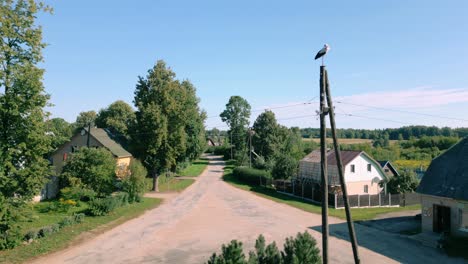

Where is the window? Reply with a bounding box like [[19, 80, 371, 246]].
[[367, 164, 372, 172], [385, 169, 389, 172], [71, 146, 79, 153], [350, 164, 355, 173], [364, 185, 369, 193]]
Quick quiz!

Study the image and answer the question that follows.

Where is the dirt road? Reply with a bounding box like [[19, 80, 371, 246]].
[[31, 156, 463, 264]]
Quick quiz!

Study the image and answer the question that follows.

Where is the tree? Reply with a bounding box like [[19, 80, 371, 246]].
[[61, 148, 116, 196], [272, 153, 298, 180], [133, 60, 196, 191], [46, 117, 73, 152], [180, 80, 206, 161], [220, 96, 251, 160], [385, 170, 419, 194], [95, 100, 135, 144], [0, 0, 52, 200], [74, 110, 97, 131], [252, 110, 283, 160], [121, 159, 147, 203]]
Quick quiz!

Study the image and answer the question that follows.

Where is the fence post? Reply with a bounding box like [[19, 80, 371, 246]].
[[334, 193, 337, 208], [379, 193, 381, 206], [302, 183, 304, 198], [357, 194, 360, 207], [389, 193, 391, 206], [368, 194, 371, 207]]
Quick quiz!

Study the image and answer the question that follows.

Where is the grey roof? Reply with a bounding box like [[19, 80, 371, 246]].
[[301, 150, 362, 166], [377, 160, 400, 177], [89, 128, 132, 158], [417, 137, 468, 200]]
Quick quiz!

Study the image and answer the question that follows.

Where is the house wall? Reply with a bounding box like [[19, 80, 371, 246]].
[[299, 154, 385, 195], [51, 133, 104, 175], [421, 194, 468, 237], [116, 156, 132, 178], [344, 155, 384, 195]]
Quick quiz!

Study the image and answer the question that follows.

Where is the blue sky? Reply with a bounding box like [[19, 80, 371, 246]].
[[39, 0, 468, 129]]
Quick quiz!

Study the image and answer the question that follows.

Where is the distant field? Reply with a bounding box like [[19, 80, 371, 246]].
[[303, 138, 400, 145]]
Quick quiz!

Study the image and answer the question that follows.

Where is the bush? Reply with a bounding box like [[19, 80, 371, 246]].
[[60, 186, 96, 202], [206, 232, 321, 264], [121, 160, 147, 203], [271, 154, 298, 180], [233, 166, 271, 186], [60, 147, 117, 196], [74, 213, 85, 223], [0, 197, 25, 250], [87, 192, 129, 216], [58, 216, 75, 228], [38, 225, 56, 238], [24, 230, 39, 241]]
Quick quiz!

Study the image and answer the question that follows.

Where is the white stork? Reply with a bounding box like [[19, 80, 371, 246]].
[[315, 44, 330, 65]]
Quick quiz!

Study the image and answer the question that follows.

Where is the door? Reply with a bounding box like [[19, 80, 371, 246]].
[[433, 204, 451, 233]]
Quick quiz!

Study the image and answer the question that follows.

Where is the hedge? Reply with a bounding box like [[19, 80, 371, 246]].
[[232, 166, 271, 186], [87, 192, 129, 216]]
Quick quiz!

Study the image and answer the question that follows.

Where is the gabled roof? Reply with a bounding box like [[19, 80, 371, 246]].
[[87, 128, 132, 158], [417, 137, 467, 200], [377, 160, 400, 177], [301, 149, 388, 181], [301, 150, 361, 166]]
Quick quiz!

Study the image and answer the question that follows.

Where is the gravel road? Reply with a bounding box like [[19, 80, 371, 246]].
[[30, 155, 463, 264]]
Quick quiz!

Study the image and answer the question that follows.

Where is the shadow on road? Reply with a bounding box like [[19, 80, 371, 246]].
[[308, 220, 459, 263]]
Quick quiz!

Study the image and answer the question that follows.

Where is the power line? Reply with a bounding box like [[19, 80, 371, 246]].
[[205, 98, 318, 119], [336, 100, 468, 123]]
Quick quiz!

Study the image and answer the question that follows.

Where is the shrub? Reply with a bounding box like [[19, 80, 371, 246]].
[[233, 166, 271, 186], [38, 225, 55, 238], [24, 230, 39, 241], [121, 160, 147, 203], [60, 186, 96, 202], [58, 216, 75, 228], [206, 232, 321, 264], [87, 192, 128, 216], [271, 154, 298, 180], [0, 197, 25, 250], [74, 213, 85, 223], [60, 147, 117, 196]]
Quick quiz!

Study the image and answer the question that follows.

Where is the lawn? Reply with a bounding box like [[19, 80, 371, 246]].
[[179, 158, 209, 177], [0, 198, 162, 264], [145, 177, 195, 193], [222, 160, 420, 221]]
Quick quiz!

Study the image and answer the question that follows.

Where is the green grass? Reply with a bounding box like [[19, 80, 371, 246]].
[[0, 198, 162, 264], [223, 160, 420, 221], [145, 177, 195, 193], [179, 158, 209, 177], [19, 201, 89, 231]]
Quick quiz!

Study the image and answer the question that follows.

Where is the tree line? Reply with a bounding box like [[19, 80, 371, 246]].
[[300, 126, 468, 140]]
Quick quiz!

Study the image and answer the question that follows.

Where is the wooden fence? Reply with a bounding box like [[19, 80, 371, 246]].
[[273, 179, 420, 209]]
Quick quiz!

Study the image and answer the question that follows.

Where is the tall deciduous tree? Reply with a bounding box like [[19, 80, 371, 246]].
[[252, 110, 284, 160], [95, 100, 135, 144], [133, 60, 205, 191], [220, 96, 251, 159], [180, 80, 206, 161], [0, 0, 51, 249], [74, 110, 97, 131], [46, 117, 73, 152], [0, 0, 51, 200]]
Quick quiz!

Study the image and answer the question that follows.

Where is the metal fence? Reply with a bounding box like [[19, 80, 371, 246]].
[[274, 179, 420, 209]]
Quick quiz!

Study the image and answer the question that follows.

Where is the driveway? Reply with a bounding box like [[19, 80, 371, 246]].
[[30, 155, 464, 264]]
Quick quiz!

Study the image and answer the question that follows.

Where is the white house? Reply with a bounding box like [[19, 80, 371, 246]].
[[298, 150, 388, 195]]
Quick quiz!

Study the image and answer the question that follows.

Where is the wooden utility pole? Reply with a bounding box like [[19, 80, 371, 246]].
[[324, 70, 360, 263], [319, 65, 329, 264], [86, 122, 91, 147], [230, 131, 233, 160]]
